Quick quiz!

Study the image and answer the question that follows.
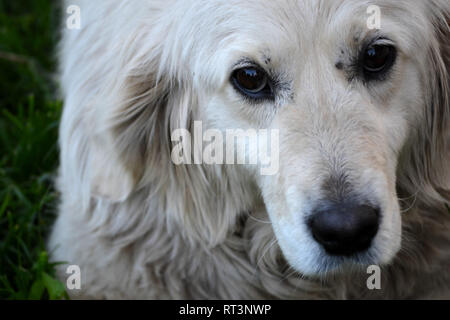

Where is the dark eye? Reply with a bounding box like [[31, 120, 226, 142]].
[[362, 44, 397, 79], [231, 67, 274, 100]]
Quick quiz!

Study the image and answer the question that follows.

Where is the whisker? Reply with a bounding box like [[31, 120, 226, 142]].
[[252, 239, 279, 280], [245, 212, 272, 224]]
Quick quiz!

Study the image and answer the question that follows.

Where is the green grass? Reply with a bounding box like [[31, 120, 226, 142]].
[[0, 0, 66, 299]]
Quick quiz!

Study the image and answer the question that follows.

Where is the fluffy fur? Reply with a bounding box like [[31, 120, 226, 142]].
[[49, 0, 450, 299]]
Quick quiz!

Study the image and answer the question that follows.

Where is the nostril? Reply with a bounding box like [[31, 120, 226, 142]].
[[308, 203, 380, 256]]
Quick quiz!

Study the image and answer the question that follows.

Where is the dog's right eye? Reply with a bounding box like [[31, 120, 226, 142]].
[[360, 42, 397, 81], [231, 67, 274, 101]]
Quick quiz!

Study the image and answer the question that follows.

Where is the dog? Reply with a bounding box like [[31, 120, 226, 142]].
[[49, 0, 450, 299]]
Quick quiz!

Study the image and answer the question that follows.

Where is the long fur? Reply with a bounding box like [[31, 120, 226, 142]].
[[49, 0, 450, 299]]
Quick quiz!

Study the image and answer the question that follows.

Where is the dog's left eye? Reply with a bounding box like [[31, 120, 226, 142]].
[[231, 67, 274, 101]]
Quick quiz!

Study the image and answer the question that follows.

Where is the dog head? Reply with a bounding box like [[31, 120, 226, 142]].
[[81, 0, 449, 276]]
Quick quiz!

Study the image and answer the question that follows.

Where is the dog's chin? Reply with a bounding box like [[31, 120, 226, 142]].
[[285, 250, 395, 279], [277, 234, 402, 278]]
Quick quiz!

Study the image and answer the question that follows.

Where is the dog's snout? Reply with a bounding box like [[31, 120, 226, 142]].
[[308, 203, 380, 256]]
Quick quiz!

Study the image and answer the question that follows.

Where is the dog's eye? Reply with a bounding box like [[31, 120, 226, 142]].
[[362, 44, 397, 79], [231, 67, 274, 100]]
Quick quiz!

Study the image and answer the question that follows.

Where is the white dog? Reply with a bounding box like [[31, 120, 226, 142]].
[[49, 0, 450, 299]]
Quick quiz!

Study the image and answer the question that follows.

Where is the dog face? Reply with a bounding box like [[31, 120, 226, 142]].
[[178, 0, 447, 275], [79, 0, 448, 277]]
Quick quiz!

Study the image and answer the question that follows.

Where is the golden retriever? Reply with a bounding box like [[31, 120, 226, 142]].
[[49, 0, 450, 299]]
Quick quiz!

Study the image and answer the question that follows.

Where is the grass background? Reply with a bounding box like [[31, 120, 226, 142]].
[[0, 0, 66, 299]]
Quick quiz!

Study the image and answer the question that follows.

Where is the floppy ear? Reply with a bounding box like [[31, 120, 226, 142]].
[[82, 24, 194, 202], [400, 1, 450, 207], [87, 69, 173, 202]]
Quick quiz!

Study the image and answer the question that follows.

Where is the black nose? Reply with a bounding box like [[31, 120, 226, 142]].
[[308, 203, 380, 256]]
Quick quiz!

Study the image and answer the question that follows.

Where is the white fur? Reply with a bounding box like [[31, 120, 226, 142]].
[[49, 0, 450, 299]]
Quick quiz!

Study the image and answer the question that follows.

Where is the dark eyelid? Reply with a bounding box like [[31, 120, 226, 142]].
[[231, 58, 263, 73], [364, 36, 396, 49]]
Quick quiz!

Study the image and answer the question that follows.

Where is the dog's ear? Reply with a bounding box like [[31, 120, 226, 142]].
[[87, 81, 156, 201], [86, 46, 185, 202], [401, 1, 450, 207]]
